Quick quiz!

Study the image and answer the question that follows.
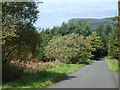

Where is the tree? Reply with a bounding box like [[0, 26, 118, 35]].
[[2, 2, 41, 82], [59, 21, 93, 37], [67, 21, 77, 34], [105, 24, 112, 35], [37, 27, 59, 61], [109, 25, 118, 59], [59, 22, 69, 36], [88, 32, 103, 59], [110, 1, 120, 63], [79, 22, 92, 36], [96, 24, 108, 56], [104, 24, 112, 57], [2, 2, 40, 62]]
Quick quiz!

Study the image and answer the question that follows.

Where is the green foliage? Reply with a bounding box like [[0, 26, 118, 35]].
[[59, 22, 69, 36], [96, 24, 111, 57], [2, 2, 40, 62], [105, 24, 112, 35], [2, 58, 62, 83], [84, 59, 95, 64], [88, 32, 104, 59], [3, 1, 119, 87], [109, 26, 118, 59], [68, 18, 117, 59], [45, 33, 92, 64], [39, 18, 118, 62], [106, 59, 120, 73], [111, 16, 120, 21], [37, 27, 59, 61], [98, 23, 118, 59], [109, 17, 119, 59], [2, 2, 41, 83], [2, 17, 19, 44], [96, 23, 119, 59], [96, 24, 105, 39], [77, 22, 92, 36], [58, 21, 92, 36], [3, 64, 85, 88], [38, 22, 93, 61], [88, 32, 103, 51]]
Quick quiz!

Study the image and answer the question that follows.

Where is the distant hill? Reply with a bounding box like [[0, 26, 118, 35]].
[[68, 18, 115, 28]]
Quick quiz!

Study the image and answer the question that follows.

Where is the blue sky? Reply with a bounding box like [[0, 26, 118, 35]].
[[35, 0, 118, 29]]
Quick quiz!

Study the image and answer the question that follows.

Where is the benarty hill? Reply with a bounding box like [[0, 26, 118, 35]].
[[68, 18, 115, 28]]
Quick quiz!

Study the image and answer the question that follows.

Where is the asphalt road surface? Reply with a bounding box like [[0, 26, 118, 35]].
[[48, 59, 118, 88]]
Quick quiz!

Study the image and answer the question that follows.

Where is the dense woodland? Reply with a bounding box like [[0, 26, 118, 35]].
[[2, 2, 118, 83]]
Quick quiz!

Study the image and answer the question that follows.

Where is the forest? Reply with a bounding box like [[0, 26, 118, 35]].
[[1, 2, 119, 88]]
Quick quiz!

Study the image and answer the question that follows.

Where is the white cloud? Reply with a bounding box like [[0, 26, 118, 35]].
[[41, 0, 117, 2], [36, 1, 117, 29]]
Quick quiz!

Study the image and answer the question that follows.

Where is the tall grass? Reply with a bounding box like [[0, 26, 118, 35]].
[[106, 59, 120, 73]]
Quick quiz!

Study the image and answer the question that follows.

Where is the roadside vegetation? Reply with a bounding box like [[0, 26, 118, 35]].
[[106, 59, 120, 73], [2, 1, 118, 88], [3, 63, 85, 88]]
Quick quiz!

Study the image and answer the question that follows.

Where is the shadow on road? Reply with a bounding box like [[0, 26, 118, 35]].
[[95, 58, 105, 61], [63, 76, 76, 80]]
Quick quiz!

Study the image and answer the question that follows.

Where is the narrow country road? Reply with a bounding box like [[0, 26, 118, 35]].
[[48, 59, 118, 88]]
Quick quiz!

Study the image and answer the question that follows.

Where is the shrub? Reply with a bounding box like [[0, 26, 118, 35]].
[[2, 61, 25, 83], [84, 59, 95, 64], [2, 59, 63, 83], [45, 33, 92, 64], [2, 59, 46, 83]]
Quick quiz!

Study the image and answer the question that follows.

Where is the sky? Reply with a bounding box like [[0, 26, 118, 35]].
[[35, 0, 118, 29]]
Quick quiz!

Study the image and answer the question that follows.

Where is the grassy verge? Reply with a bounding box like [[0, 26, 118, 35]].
[[106, 59, 120, 73], [2, 64, 85, 88]]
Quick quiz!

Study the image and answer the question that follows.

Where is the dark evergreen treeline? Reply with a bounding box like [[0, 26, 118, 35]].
[[38, 21, 118, 61]]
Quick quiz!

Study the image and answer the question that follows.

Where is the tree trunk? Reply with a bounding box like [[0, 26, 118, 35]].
[[107, 39, 110, 59]]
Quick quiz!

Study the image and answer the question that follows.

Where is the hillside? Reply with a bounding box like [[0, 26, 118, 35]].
[[68, 18, 115, 28]]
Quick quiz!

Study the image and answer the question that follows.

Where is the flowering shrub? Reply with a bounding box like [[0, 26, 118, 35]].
[[8, 59, 62, 72], [3, 58, 62, 82], [9, 59, 46, 73], [45, 34, 93, 64]]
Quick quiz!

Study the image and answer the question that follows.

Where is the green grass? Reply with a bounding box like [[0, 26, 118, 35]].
[[106, 59, 120, 73], [2, 64, 85, 88]]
